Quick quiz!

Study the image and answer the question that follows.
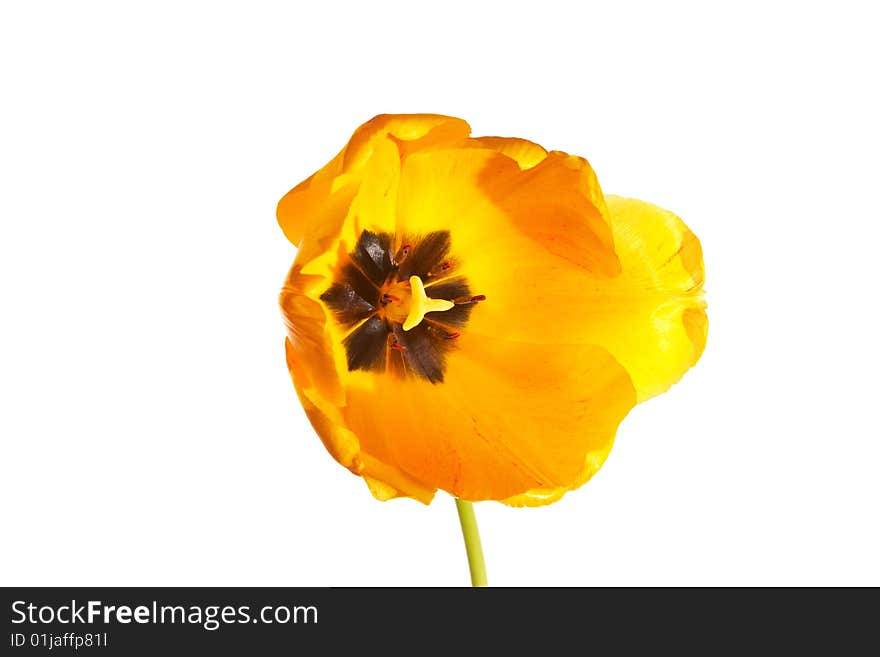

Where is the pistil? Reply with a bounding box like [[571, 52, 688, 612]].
[[402, 276, 455, 331]]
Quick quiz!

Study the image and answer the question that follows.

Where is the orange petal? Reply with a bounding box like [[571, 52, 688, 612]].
[[471, 136, 548, 170], [287, 344, 436, 505], [395, 146, 619, 281], [280, 267, 346, 409], [277, 154, 344, 247], [340, 334, 636, 502], [479, 150, 620, 276]]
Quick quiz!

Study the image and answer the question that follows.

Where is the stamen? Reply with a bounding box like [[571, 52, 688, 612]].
[[453, 294, 486, 304], [427, 260, 452, 278], [393, 243, 413, 265], [328, 228, 479, 383]]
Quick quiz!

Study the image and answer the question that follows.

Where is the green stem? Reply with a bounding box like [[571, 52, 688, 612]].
[[455, 498, 488, 587]]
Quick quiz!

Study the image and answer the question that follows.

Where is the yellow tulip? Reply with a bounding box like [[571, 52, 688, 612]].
[[278, 114, 706, 507]]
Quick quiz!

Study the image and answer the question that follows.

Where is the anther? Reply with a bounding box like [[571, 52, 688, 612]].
[[445, 332, 461, 340], [453, 294, 486, 304], [391, 342, 407, 351], [382, 293, 400, 303], [427, 260, 452, 278], [393, 243, 413, 265]]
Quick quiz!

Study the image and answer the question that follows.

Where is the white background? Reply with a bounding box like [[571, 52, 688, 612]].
[[2, 1, 878, 586]]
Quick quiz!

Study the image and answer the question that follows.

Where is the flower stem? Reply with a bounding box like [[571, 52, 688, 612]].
[[455, 498, 487, 587]]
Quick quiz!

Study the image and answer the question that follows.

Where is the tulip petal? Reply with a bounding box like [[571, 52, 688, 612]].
[[480, 150, 620, 276], [395, 146, 620, 281], [471, 136, 548, 170], [340, 334, 636, 502], [277, 114, 470, 246], [469, 196, 707, 401], [599, 195, 707, 399], [277, 155, 345, 247], [288, 352, 437, 505]]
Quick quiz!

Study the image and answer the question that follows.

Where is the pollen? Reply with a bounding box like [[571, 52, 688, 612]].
[[402, 275, 455, 331]]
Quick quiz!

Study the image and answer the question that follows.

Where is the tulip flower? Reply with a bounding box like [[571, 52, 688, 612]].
[[278, 114, 707, 585]]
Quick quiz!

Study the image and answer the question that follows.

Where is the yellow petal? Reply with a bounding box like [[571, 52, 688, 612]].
[[344, 114, 470, 169], [277, 114, 469, 246], [601, 195, 707, 399], [468, 195, 707, 401]]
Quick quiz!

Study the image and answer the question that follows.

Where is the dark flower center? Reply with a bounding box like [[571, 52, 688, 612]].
[[320, 230, 484, 383]]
